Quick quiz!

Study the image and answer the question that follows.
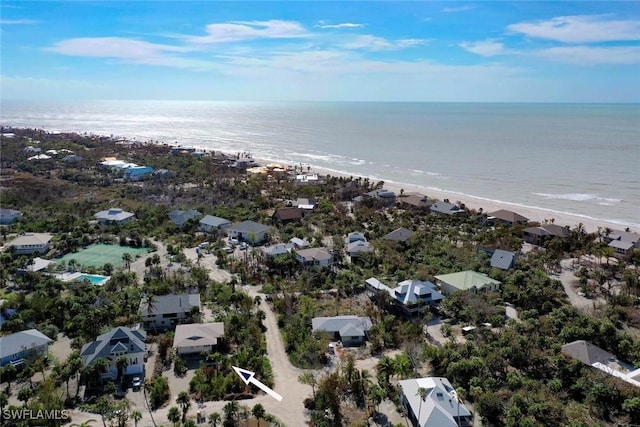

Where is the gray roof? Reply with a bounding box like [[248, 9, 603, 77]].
[[289, 237, 310, 248], [488, 209, 529, 224], [296, 247, 333, 262], [173, 323, 225, 349], [383, 227, 414, 242], [399, 377, 471, 427], [490, 250, 516, 270], [169, 209, 202, 227], [311, 316, 372, 337], [139, 293, 200, 316], [81, 327, 146, 366], [608, 230, 640, 244], [366, 189, 396, 198], [199, 215, 230, 228], [346, 231, 367, 243], [394, 279, 444, 305], [261, 243, 292, 257], [430, 201, 462, 215], [8, 233, 52, 247], [95, 208, 135, 222], [609, 240, 634, 250], [0, 209, 22, 217], [347, 240, 373, 254], [562, 340, 616, 365], [229, 220, 271, 234], [0, 329, 52, 360]]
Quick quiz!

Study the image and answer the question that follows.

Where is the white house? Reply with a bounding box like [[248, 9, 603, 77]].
[[80, 327, 146, 381], [226, 221, 271, 244], [199, 215, 231, 233], [0, 329, 52, 367], [139, 293, 201, 331], [94, 208, 136, 225], [399, 377, 472, 427], [434, 271, 501, 295], [295, 247, 334, 268], [7, 233, 52, 255], [366, 278, 444, 315], [173, 323, 225, 356], [311, 316, 372, 347]]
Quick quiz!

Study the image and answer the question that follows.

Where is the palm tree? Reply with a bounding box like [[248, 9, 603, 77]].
[[129, 410, 142, 427], [416, 387, 428, 424], [142, 380, 158, 427], [298, 371, 317, 398], [176, 391, 191, 422], [116, 356, 129, 385], [208, 412, 221, 427], [223, 401, 239, 426], [168, 406, 181, 427], [376, 356, 395, 386], [122, 252, 132, 272], [252, 403, 266, 427], [367, 384, 385, 415]]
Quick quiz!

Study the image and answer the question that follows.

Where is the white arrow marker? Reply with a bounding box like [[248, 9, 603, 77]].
[[232, 366, 283, 402]]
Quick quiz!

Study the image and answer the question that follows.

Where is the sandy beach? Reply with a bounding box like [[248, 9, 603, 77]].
[[259, 158, 632, 234]]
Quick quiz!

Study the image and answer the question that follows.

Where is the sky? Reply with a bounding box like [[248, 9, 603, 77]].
[[1, 1, 640, 102]]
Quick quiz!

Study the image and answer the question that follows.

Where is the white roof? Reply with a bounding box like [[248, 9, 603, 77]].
[[399, 377, 471, 427], [173, 323, 225, 349], [95, 208, 135, 221], [8, 233, 52, 247]]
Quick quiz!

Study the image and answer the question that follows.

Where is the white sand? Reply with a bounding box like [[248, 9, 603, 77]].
[[267, 159, 629, 234]]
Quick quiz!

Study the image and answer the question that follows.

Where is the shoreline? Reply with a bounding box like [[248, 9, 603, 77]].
[[254, 157, 634, 234]]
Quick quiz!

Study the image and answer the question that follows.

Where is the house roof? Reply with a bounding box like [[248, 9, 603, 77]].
[[8, 233, 52, 247], [273, 207, 303, 221], [490, 250, 516, 270], [0, 209, 22, 217], [311, 316, 372, 337], [228, 220, 271, 234], [383, 227, 414, 242], [296, 247, 333, 262], [80, 327, 146, 366], [561, 340, 616, 365], [435, 271, 501, 291], [173, 323, 225, 349], [24, 257, 56, 272], [169, 209, 202, 226], [346, 231, 367, 243], [366, 189, 396, 199], [608, 230, 640, 245], [399, 377, 471, 427], [398, 194, 430, 208], [261, 243, 292, 257], [488, 209, 529, 224], [347, 240, 373, 254], [609, 240, 634, 250], [199, 215, 230, 228], [0, 329, 52, 360], [289, 237, 310, 248], [395, 280, 444, 305], [139, 293, 200, 316], [95, 208, 135, 222], [430, 201, 462, 215]]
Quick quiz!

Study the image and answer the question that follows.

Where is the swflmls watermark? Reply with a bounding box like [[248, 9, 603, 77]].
[[2, 409, 70, 421]]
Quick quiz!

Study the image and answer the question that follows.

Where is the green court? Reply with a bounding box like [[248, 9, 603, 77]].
[[56, 244, 148, 268]]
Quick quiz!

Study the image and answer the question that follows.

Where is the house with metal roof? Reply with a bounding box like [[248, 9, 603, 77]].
[[562, 340, 640, 388], [430, 201, 463, 216], [0, 208, 23, 225], [169, 209, 202, 228], [346, 240, 373, 260], [383, 227, 415, 242], [173, 323, 225, 356], [490, 250, 517, 270], [261, 243, 293, 258], [311, 315, 372, 347], [0, 329, 52, 368], [139, 293, 201, 331], [198, 215, 231, 233], [366, 277, 444, 315], [94, 208, 136, 225], [226, 220, 271, 244], [295, 247, 334, 268], [434, 271, 501, 295], [80, 327, 146, 381], [399, 377, 472, 427], [289, 237, 311, 249], [6, 233, 53, 255]]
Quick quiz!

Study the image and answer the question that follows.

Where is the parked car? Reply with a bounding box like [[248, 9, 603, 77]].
[[132, 376, 141, 391]]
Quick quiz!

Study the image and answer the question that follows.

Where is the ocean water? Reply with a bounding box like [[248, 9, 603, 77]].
[[2, 100, 639, 228]]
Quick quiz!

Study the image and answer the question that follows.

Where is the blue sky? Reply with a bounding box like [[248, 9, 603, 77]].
[[1, 1, 639, 102]]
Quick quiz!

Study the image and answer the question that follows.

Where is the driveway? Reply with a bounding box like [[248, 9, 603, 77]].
[[556, 259, 605, 312]]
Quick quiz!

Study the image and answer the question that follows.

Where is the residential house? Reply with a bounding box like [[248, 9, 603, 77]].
[[6, 233, 52, 255], [490, 249, 517, 270], [0, 208, 23, 225], [227, 221, 271, 244], [523, 224, 570, 245], [435, 271, 502, 295], [169, 209, 202, 229], [334, 181, 361, 201], [366, 278, 444, 315], [95, 208, 136, 225], [123, 165, 154, 181], [430, 201, 463, 216], [399, 377, 472, 427], [608, 240, 635, 258], [487, 209, 529, 226], [261, 243, 293, 258], [383, 227, 414, 243], [80, 327, 146, 381], [311, 316, 372, 347], [562, 340, 640, 388], [0, 329, 52, 368], [346, 240, 373, 260], [296, 247, 334, 268], [290, 198, 318, 213], [272, 207, 304, 224], [294, 174, 325, 186], [173, 323, 225, 356], [139, 293, 201, 331], [19, 257, 56, 274], [198, 215, 231, 233], [604, 229, 640, 258], [355, 189, 396, 208], [0, 300, 17, 328], [289, 237, 311, 249], [346, 231, 367, 244], [398, 193, 431, 210]]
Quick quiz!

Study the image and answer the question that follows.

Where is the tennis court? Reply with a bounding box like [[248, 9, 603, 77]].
[[56, 244, 148, 268]]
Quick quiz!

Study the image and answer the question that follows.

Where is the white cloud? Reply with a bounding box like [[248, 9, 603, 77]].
[[534, 45, 640, 65], [442, 6, 474, 13], [507, 15, 640, 43], [184, 20, 308, 44], [342, 35, 427, 51], [316, 22, 363, 29], [460, 40, 506, 57], [0, 19, 38, 25]]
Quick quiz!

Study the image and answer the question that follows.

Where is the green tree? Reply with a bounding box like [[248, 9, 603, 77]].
[[223, 401, 239, 427], [298, 371, 317, 398], [208, 412, 221, 427], [131, 410, 142, 427], [122, 252, 132, 272], [176, 391, 191, 422], [252, 403, 266, 427], [168, 406, 181, 427]]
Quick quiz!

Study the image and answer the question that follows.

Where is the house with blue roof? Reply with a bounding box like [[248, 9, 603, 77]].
[[0, 329, 52, 368]]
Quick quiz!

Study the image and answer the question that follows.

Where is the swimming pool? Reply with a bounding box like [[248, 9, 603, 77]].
[[64, 273, 110, 286]]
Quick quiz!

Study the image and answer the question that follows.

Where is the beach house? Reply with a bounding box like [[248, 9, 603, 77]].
[[430, 201, 464, 216], [198, 215, 231, 233], [173, 323, 225, 356], [562, 340, 640, 388], [398, 193, 431, 210], [311, 316, 372, 347], [6, 233, 53, 255], [604, 229, 640, 258], [139, 293, 201, 331], [0, 329, 52, 368], [366, 277, 444, 315], [487, 209, 529, 226], [226, 220, 271, 245], [94, 208, 136, 225], [435, 271, 502, 295], [272, 207, 304, 224], [382, 227, 415, 243], [399, 377, 473, 427], [80, 327, 146, 381], [169, 209, 202, 228], [0, 208, 23, 225], [523, 224, 570, 245], [261, 243, 293, 259], [490, 249, 517, 270], [295, 247, 334, 268]]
